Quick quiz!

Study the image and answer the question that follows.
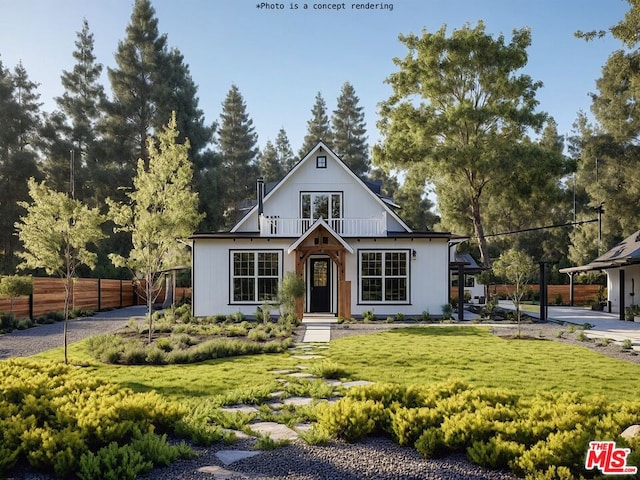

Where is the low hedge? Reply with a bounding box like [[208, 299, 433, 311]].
[[0, 360, 195, 478], [315, 381, 640, 479]]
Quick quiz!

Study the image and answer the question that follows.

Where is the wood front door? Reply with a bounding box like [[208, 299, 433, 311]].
[[310, 258, 330, 312]]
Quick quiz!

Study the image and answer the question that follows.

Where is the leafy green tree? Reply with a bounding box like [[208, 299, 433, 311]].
[[299, 92, 332, 158], [15, 179, 105, 363], [393, 166, 439, 231], [217, 84, 259, 227], [0, 275, 33, 320], [331, 82, 370, 176], [492, 248, 535, 336], [108, 113, 203, 343], [0, 61, 42, 274], [375, 22, 550, 267]]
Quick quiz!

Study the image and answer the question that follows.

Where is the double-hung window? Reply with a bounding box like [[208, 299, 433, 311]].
[[231, 251, 281, 303], [359, 250, 409, 303]]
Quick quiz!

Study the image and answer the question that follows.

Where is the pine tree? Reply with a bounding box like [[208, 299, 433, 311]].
[[217, 84, 259, 227], [0, 62, 42, 273], [258, 140, 283, 183], [41, 19, 107, 205], [299, 92, 332, 158], [104, 0, 168, 175], [275, 127, 296, 171], [331, 82, 370, 176]]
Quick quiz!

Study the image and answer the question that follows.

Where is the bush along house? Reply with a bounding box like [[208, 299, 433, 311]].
[[190, 142, 452, 319]]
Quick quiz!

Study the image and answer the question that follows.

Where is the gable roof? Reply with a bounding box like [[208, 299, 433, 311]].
[[560, 229, 640, 274], [231, 141, 412, 233], [287, 218, 354, 254]]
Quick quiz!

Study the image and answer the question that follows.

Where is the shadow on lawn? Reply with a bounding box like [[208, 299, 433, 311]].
[[384, 326, 489, 337]]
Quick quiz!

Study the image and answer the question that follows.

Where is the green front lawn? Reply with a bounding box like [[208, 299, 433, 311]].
[[33, 325, 640, 402]]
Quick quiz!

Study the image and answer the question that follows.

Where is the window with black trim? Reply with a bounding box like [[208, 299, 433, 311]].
[[231, 251, 280, 303], [316, 156, 327, 168], [360, 250, 409, 303]]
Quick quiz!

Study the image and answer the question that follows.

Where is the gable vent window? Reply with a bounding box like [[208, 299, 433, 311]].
[[316, 156, 327, 168]]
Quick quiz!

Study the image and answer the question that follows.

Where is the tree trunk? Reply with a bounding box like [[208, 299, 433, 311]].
[[64, 278, 71, 365], [471, 196, 490, 268], [147, 274, 153, 345]]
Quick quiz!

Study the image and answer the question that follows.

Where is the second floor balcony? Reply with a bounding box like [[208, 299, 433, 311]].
[[258, 212, 388, 237]]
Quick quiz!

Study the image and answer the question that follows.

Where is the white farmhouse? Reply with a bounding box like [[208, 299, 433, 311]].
[[190, 142, 451, 319]]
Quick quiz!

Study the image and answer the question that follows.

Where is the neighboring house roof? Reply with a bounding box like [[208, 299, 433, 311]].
[[230, 141, 413, 234], [452, 252, 485, 273], [560, 229, 640, 274]]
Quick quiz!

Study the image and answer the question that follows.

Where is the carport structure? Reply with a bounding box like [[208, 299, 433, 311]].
[[560, 229, 640, 321]]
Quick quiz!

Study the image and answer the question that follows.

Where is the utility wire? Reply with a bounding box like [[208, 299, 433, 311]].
[[483, 218, 599, 238]]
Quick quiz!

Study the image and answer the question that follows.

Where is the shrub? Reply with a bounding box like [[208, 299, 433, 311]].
[[298, 424, 331, 446], [415, 427, 446, 458], [467, 436, 526, 470], [315, 397, 385, 442], [129, 428, 195, 467], [422, 310, 431, 322], [78, 442, 152, 480], [395, 313, 405, 322], [144, 346, 168, 365], [388, 406, 442, 446], [15, 317, 33, 330], [363, 310, 375, 322], [308, 360, 348, 380]]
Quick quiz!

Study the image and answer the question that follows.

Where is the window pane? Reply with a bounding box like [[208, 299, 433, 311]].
[[234, 278, 254, 302], [313, 261, 328, 287], [362, 252, 382, 276], [313, 194, 329, 220], [385, 278, 407, 301], [385, 252, 406, 276], [301, 194, 310, 219], [258, 252, 279, 276], [331, 194, 341, 219], [234, 252, 254, 276], [258, 278, 278, 301], [362, 278, 382, 301]]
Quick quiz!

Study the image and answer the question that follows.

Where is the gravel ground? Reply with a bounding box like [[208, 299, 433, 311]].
[[0, 306, 146, 360], [137, 436, 518, 480]]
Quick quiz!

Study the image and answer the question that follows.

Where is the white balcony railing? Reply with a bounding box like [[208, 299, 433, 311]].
[[259, 212, 387, 237]]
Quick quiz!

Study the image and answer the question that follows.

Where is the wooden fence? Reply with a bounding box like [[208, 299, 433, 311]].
[[0, 277, 192, 319], [455, 284, 603, 306]]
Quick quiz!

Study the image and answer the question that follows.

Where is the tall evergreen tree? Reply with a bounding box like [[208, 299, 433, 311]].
[[331, 82, 370, 176], [299, 92, 332, 158], [258, 140, 283, 183], [41, 19, 107, 205], [217, 84, 259, 227], [104, 0, 168, 179], [275, 127, 296, 171], [0, 62, 42, 273]]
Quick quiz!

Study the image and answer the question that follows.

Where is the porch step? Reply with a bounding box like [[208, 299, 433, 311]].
[[301, 314, 336, 342]]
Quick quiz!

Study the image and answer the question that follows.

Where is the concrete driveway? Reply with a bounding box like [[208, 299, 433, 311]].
[[498, 302, 640, 350]]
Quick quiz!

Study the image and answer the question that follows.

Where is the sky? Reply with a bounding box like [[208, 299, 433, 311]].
[[0, 0, 632, 155]]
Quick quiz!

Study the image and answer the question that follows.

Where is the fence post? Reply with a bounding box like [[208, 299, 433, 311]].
[[29, 293, 33, 320], [98, 278, 102, 312]]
